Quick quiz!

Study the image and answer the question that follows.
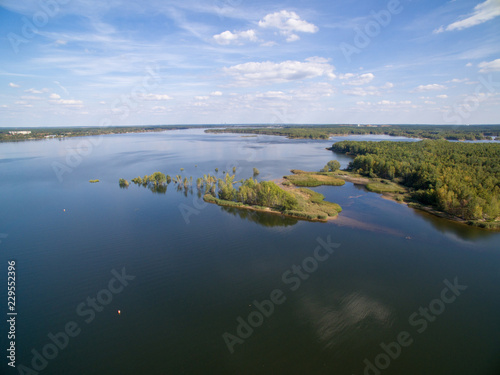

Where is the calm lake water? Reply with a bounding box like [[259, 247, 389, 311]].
[[1, 129, 499, 375]]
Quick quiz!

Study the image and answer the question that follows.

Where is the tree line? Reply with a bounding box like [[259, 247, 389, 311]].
[[206, 125, 500, 141], [331, 140, 500, 222]]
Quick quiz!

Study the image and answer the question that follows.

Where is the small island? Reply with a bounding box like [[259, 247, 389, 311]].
[[202, 172, 342, 222], [118, 167, 344, 222]]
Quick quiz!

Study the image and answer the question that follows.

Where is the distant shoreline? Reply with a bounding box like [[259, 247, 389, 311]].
[[2, 124, 500, 143]]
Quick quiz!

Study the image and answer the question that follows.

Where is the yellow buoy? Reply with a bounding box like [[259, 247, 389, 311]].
[[118, 310, 121, 315]]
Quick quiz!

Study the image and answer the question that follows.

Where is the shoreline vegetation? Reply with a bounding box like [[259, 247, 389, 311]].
[[2, 124, 500, 143], [119, 168, 344, 222], [330, 140, 500, 230], [205, 125, 500, 141]]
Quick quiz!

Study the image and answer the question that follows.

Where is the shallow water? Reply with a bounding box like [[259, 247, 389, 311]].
[[0, 129, 499, 375]]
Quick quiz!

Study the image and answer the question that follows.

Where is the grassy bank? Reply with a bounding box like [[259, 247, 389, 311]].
[[283, 170, 345, 187]]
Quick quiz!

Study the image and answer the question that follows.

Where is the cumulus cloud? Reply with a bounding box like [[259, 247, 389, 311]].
[[434, 0, 500, 33], [449, 78, 469, 83], [437, 94, 448, 99], [343, 86, 381, 96], [21, 95, 42, 101], [195, 96, 209, 100], [210, 91, 223, 96], [224, 58, 336, 86], [59, 99, 83, 105], [342, 82, 392, 97], [478, 58, 500, 72], [412, 84, 447, 92], [340, 73, 375, 86], [25, 88, 43, 94], [140, 94, 173, 101], [213, 29, 258, 45], [9, 83, 20, 88], [255, 91, 291, 100], [258, 10, 318, 42], [48, 93, 83, 107]]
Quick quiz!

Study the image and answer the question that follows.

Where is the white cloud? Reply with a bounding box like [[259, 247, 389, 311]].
[[343, 86, 380, 96], [25, 88, 43, 94], [449, 78, 469, 83], [342, 82, 392, 97], [437, 94, 448, 99], [435, 0, 500, 32], [412, 84, 447, 92], [261, 41, 278, 47], [378, 100, 396, 105], [59, 99, 83, 106], [210, 91, 223, 96], [466, 62, 473, 67], [9, 83, 20, 88], [213, 29, 257, 45], [21, 95, 42, 101], [255, 91, 291, 99], [224, 58, 336, 86], [141, 94, 173, 101], [425, 100, 436, 105], [258, 10, 318, 42], [48, 94, 83, 107], [478, 58, 500, 72], [340, 73, 375, 86], [195, 96, 209, 100]]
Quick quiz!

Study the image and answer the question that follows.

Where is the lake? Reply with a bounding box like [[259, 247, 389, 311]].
[[1, 129, 499, 375]]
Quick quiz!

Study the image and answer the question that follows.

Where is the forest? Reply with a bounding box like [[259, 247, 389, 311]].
[[331, 140, 500, 224], [206, 125, 500, 141]]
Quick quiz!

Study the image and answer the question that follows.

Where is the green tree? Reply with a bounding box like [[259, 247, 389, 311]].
[[326, 160, 341, 172], [119, 179, 129, 188]]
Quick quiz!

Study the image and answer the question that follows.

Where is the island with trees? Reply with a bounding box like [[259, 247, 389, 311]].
[[119, 167, 344, 222]]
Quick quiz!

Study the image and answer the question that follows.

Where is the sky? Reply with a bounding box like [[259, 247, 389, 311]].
[[0, 0, 499, 127]]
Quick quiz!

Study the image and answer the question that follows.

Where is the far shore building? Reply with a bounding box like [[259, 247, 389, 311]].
[[9, 131, 31, 135]]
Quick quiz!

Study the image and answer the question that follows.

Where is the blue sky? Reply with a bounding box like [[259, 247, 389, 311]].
[[0, 0, 499, 127]]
